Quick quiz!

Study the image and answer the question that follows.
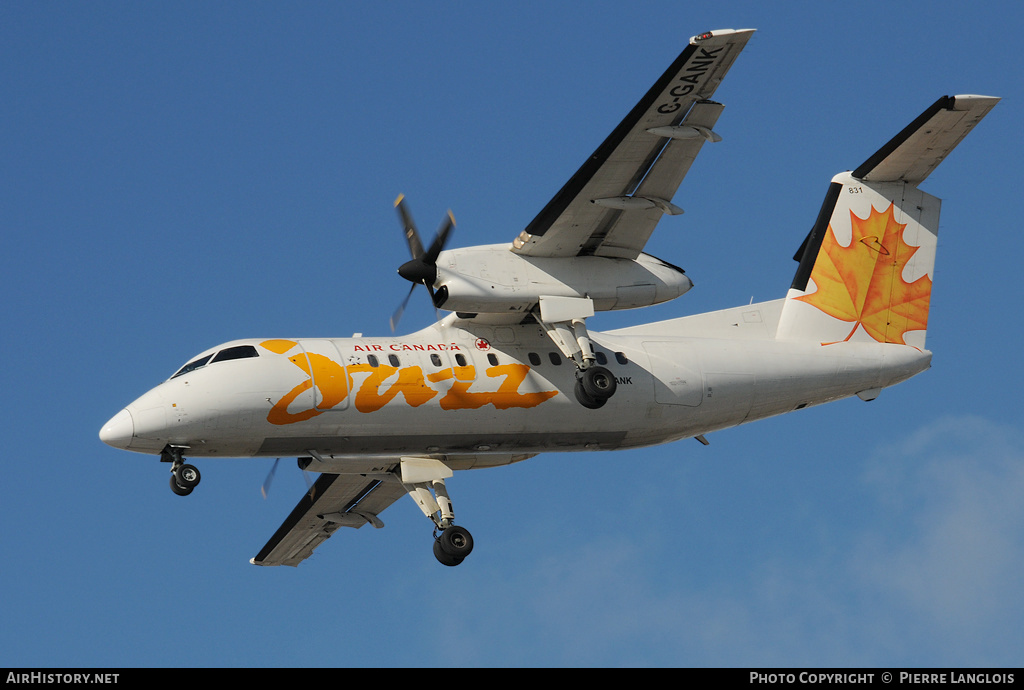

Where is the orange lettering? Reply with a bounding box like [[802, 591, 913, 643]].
[[267, 354, 557, 424], [486, 364, 559, 409], [266, 352, 351, 424], [431, 364, 557, 410], [348, 363, 437, 413]]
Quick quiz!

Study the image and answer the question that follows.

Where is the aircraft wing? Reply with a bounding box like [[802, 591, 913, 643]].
[[251, 469, 407, 567], [512, 29, 755, 260]]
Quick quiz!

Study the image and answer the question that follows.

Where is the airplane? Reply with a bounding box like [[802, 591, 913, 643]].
[[99, 28, 998, 567]]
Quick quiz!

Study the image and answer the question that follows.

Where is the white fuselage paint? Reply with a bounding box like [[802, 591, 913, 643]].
[[104, 302, 931, 467]]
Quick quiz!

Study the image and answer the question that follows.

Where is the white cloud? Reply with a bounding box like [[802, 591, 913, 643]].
[[431, 415, 1024, 666], [854, 415, 1024, 663]]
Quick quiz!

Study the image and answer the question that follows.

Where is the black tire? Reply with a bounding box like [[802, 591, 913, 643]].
[[579, 366, 617, 400], [574, 380, 606, 409], [433, 538, 464, 567], [175, 464, 201, 490], [170, 474, 193, 496], [439, 525, 474, 559]]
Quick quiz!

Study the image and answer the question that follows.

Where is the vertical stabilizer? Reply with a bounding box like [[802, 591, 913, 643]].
[[777, 173, 940, 348], [776, 95, 998, 348]]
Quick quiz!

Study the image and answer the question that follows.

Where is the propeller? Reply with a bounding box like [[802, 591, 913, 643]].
[[261, 458, 280, 499], [260, 457, 315, 499], [390, 194, 455, 332]]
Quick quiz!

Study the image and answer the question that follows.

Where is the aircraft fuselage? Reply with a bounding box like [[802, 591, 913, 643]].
[[101, 302, 930, 466]]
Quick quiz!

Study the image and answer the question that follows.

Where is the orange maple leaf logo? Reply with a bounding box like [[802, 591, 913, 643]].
[[796, 203, 931, 345]]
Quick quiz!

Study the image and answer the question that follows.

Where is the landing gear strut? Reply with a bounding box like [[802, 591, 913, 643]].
[[162, 445, 200, 496], [536, 296, 618, 408], [399, 457, 475, 566]]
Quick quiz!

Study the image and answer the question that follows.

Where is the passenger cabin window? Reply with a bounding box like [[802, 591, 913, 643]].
[[595, 351, 608, 365], [430, 354, 442, 367], [548, 352, 562, 365], [367, 355, 379, 368], [487, 353, 498, 366], [388, 354, 400, 367], [171, 354, 212, 379], [615, 352, 629, 365], [455, 353, 467, 367], [528, 352, 541, 366], [211, 345, 259, 363]]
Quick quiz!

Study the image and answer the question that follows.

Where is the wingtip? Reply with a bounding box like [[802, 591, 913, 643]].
[[950, 94, 1001, 109]]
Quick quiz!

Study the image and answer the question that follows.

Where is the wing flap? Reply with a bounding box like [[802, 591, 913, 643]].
[[513, 29, 754, 259], [853, 94, 1000, 185], [592, 100, 726, 258], [251, 470, 407, 567]]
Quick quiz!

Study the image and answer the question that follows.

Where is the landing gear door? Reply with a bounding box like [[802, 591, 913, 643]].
[[298, 340, 351, 412]]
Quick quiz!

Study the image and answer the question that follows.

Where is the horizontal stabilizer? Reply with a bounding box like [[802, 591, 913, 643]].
[[852, 94, 1000, 185]]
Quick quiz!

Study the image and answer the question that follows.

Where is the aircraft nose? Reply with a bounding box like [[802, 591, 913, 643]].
[[99, 408, 134, 449]]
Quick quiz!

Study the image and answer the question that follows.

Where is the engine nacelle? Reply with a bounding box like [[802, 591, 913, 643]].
[[430, 244, 692, 314]]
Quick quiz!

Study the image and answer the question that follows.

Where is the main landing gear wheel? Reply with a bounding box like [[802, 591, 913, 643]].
[[433, 525, 474, 566], [575, 365, 616, 408], [574, 381, 606, 409], [170, 463, 201, 496], [579, 365, 617, 399]]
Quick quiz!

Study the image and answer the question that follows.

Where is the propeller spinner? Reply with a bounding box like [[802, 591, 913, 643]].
[[390, 194, 455, 331]]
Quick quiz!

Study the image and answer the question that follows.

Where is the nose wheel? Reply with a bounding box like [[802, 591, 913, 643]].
[[170, 464, 201, 496], [162, 445, 200, 496]]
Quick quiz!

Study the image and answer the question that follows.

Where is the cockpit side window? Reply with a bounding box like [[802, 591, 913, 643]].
[[211, 345, 259, 363], [171, 354, 213, 379]]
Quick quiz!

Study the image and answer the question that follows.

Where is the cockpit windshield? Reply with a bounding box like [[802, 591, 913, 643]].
[[170, 345, 259, 379], [211, 345, 259, 363], [171, 354, 213, 379]]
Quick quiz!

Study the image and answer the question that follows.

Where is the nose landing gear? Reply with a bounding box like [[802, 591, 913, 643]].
[[162, 445, 200, 496]]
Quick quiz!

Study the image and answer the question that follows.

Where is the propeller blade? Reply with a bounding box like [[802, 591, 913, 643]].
[[390, 283, 417, 332], [261, 458, 281, 499], [424, 211, 455, 264], [423, 281, 442, 323], [394, 193, 425, 260]]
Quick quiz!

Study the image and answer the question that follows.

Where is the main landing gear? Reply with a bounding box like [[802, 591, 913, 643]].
[[162, 445, 201, 496], [400, 457, 475, 566], [535, 296, 618, 409]]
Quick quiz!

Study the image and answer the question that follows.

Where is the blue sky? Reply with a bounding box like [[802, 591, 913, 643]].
[[2, 1, 1021, 668]]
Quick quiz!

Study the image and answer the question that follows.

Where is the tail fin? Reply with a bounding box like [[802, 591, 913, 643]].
[[777, 95, 999, 348]]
